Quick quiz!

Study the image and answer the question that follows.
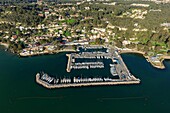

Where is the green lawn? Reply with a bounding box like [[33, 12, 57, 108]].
[[66, 19, 76, 24]]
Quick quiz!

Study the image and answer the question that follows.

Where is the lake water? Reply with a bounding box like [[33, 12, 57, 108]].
[[0, 47, 170, 113]]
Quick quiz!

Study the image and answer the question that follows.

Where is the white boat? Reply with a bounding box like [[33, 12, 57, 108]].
[[110, 64, 118, 76]]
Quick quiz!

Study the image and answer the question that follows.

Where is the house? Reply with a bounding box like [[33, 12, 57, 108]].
[[11, 35, 18, 41], [37, 0, 43, 5], [122, 40, 131, 46], [85, 7, 90, 10], [38, 13, 44, 17]]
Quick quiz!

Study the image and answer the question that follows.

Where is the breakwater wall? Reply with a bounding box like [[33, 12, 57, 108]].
[[36, 74, 140, 89]]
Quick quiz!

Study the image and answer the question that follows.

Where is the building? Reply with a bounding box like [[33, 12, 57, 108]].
[[37, 0, 43, 5]]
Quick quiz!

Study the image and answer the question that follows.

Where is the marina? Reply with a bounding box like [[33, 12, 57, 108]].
[[36, 46, 141, 89], [66, 46, 112, 72]]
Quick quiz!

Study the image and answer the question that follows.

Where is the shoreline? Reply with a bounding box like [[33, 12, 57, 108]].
[[119, 49, 170, 69], [19, 49, 76, 57], [1, 42, 170, 69], [0, 42, 9, 48]]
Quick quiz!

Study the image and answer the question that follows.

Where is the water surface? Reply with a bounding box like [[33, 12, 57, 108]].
[[0, 47, 170, 113]]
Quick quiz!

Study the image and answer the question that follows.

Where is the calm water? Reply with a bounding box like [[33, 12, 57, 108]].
[[0, 47, 170, 113]]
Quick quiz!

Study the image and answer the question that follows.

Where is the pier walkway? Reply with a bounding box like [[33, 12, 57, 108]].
[[66, 54, 72, 72]]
